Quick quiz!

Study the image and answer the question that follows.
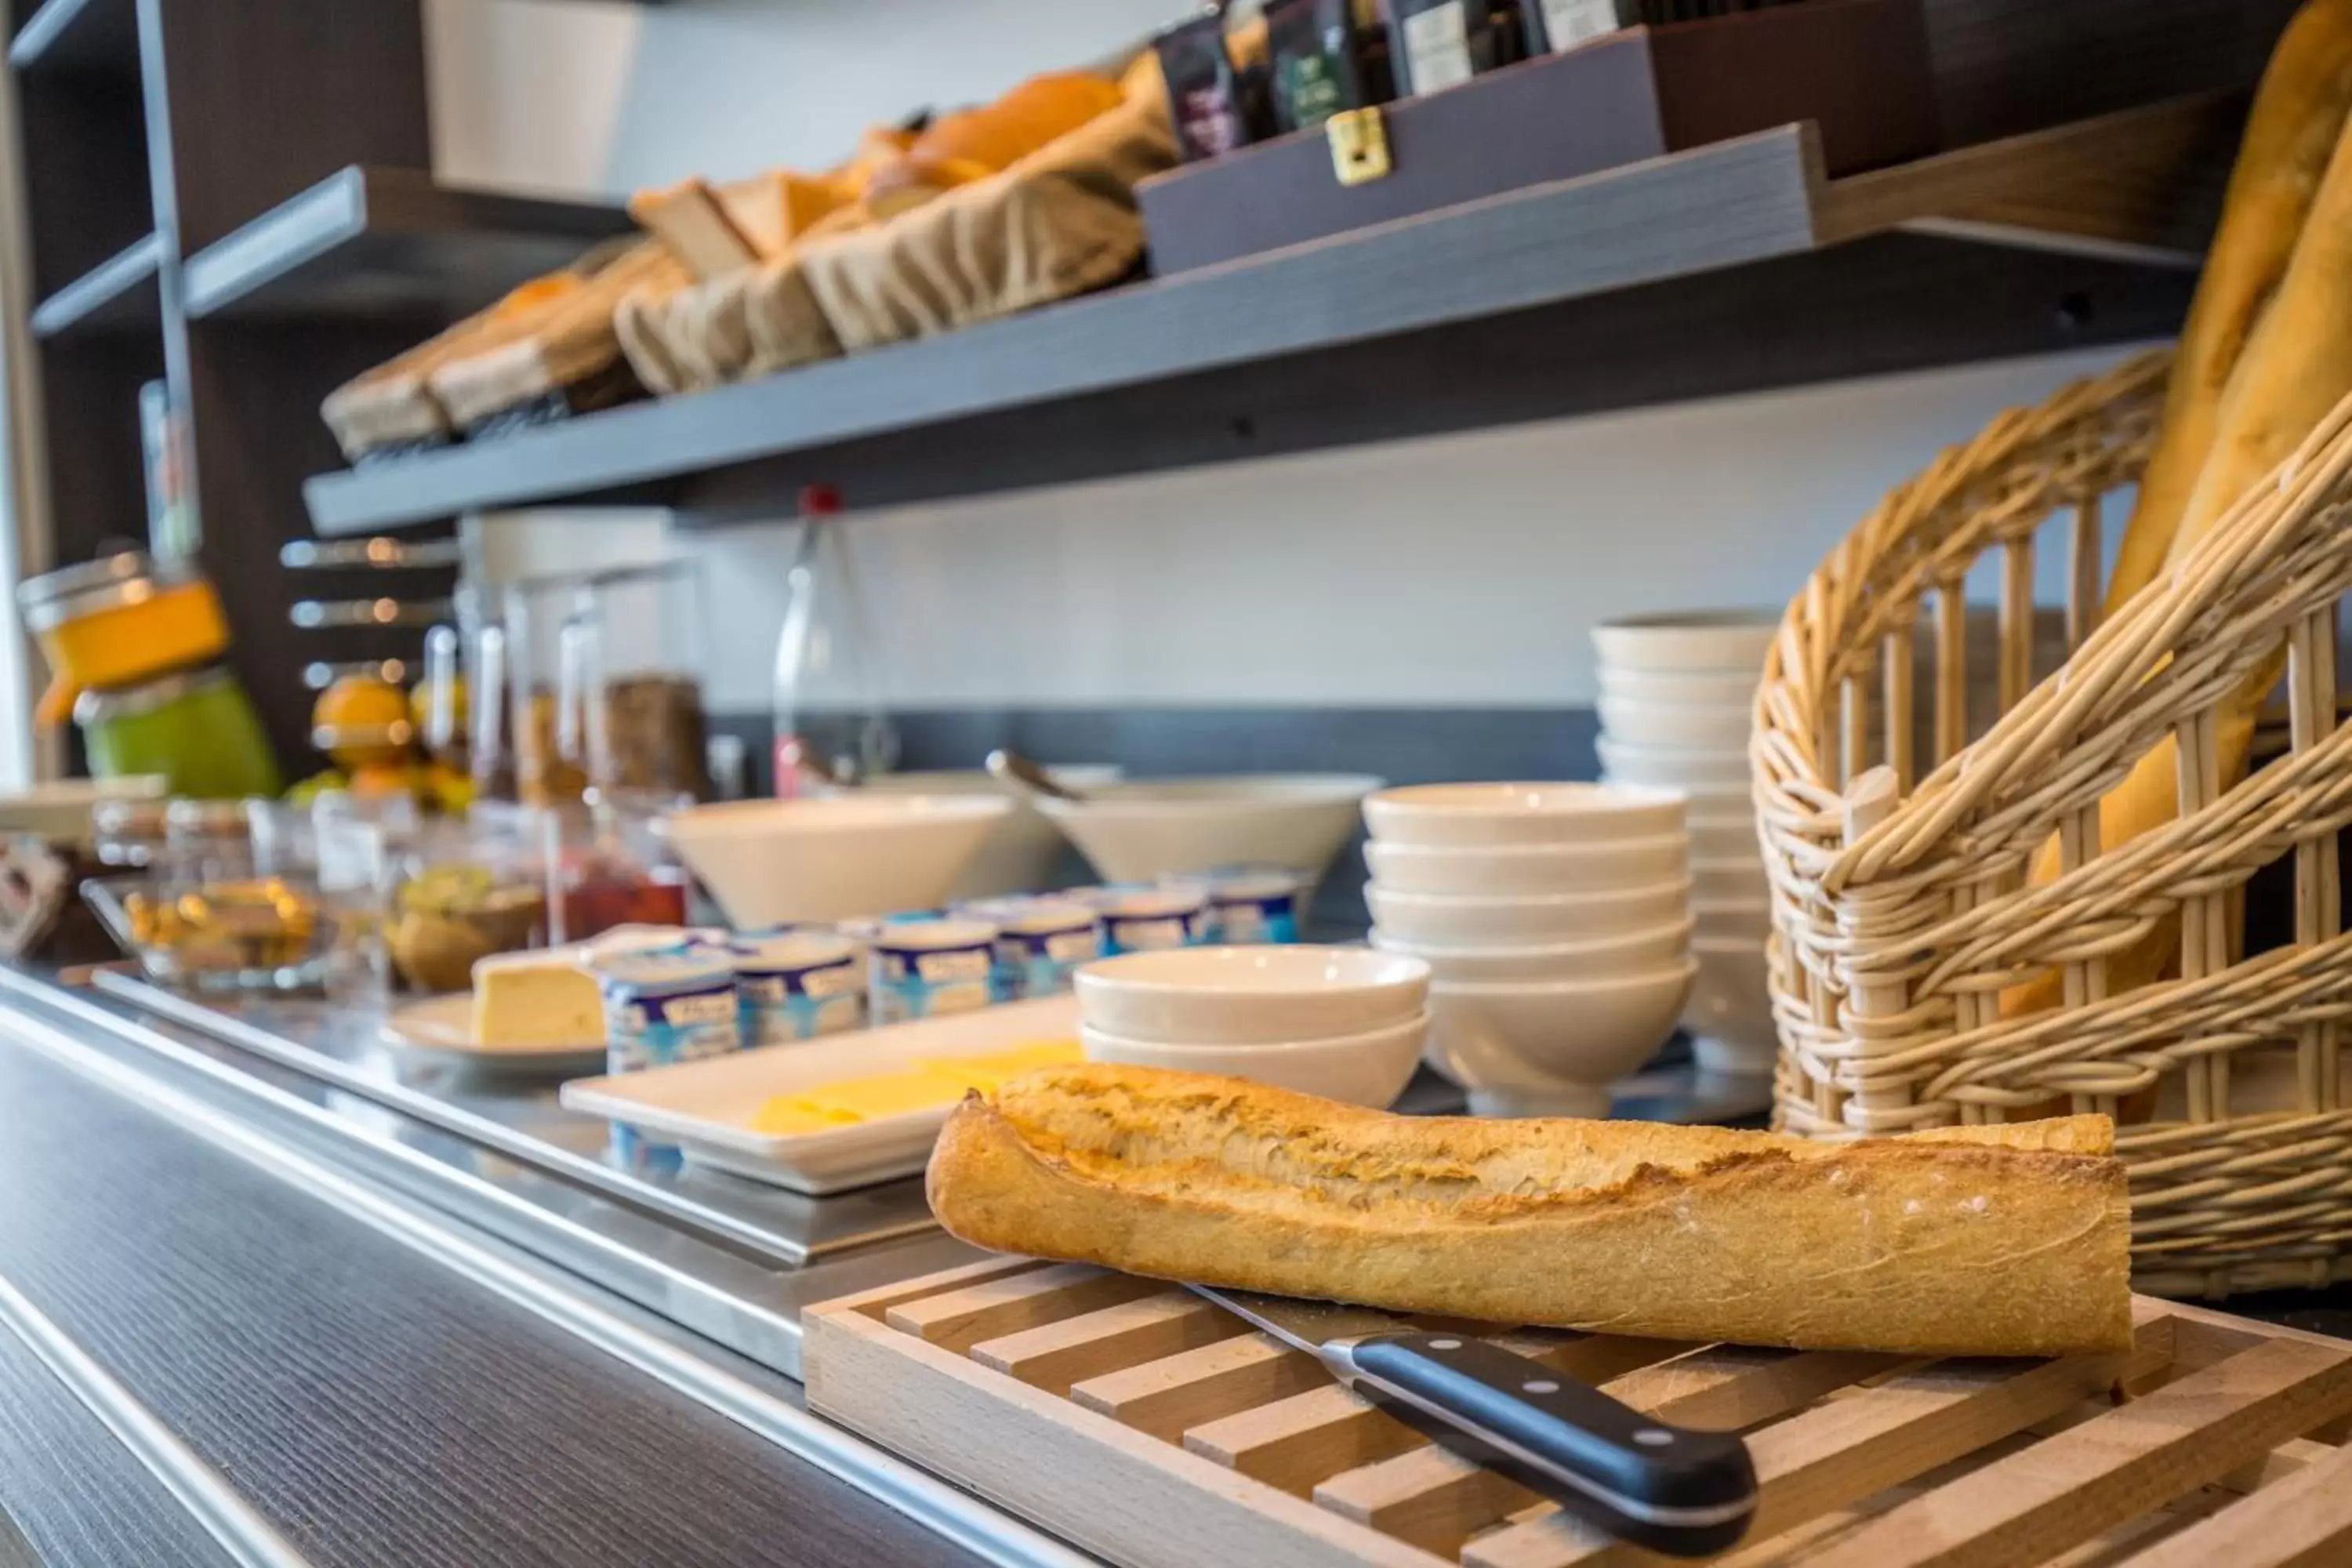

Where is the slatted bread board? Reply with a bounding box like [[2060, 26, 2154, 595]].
[[804, 1258, 2352, 1568]]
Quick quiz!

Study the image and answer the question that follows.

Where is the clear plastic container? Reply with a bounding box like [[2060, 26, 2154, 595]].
[[556, 563, 710, 804], [381, 810, 554, 993]]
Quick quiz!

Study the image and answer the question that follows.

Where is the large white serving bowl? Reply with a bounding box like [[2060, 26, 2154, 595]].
[[1596, 736, 1751, 791], [1597, 666, 1760, 708], [1362, 782, 1685, 848], [1363, 836, 1686, 898], [1036, 774, 1383, 885], [1686, 936, 1779, 1075], [1371, 918, 1690, 984], [1594, 695, 1751, 752], [1592, 611, 1778, 673], [1425, 961, 1696, 1108], [667, 795, 1013, 926], [1074, 945, 1428, 1045], [1080, 1014, 1426, 1108], [1364, 879, 1690, 946], [818, 765, 1121, 900]]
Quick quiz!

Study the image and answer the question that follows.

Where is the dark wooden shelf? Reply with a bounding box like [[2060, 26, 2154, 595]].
[[299, 95, 2232, 536], [182, 164, 634, 321], [9, 0, 133, 73], [28, 230, 159, 338]]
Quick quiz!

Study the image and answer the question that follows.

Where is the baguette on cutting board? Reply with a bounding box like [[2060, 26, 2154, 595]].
[[927, 1064, 2132, 1359]]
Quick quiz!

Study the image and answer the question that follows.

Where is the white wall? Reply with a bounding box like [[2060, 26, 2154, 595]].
[[422, 0, 2139, 714]]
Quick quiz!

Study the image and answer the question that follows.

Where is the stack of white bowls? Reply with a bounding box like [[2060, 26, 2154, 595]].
[[1073, 946, 1431, 1108], [1361, 784, 1695, 1118], [1592, 612, 1779, 1076]]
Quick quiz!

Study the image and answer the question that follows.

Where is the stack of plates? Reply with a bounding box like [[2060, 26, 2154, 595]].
[[1592, 612, 1778, 1075], [1361, 782, 1694, 1117]]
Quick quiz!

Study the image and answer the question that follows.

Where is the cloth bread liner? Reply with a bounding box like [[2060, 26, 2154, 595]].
[[426, 241, 685, 430], [613, 71, 1176, 395], [321, 239, 673, 456]]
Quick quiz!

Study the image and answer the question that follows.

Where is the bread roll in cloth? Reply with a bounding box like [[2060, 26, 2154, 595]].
[[927, 1065, 2132, 1357]]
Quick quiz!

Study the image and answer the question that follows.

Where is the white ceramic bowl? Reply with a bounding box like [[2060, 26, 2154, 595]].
[[667, 795, 1013, 926], [1036, 774, 1382, 886], [1074, 945, 1429, 1045], [1596, 736, 1751, 791], [1425, 961, 1696, 1101], [1592, 610, 1778, 673], [1080, 1014, 1427, 1107], [1595, 695, 1752, 751], [818, 765, 1121, 900], [1686, 937, 1778, 1075], [1371, 918, 1690, 983], [1363, 879, 1690, 946], [1693, 855, 1768, 904], [1362, 782, 1685, 848], [1363, 836, 1686, 897], [1597, 666, 1760, 708]]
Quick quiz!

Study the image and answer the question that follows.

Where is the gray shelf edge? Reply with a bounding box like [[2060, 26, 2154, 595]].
[[303, 125, 1827, 533], [28, 230, 161, 338], [182, 164, 632, 319], [7, 0, 129, 72]]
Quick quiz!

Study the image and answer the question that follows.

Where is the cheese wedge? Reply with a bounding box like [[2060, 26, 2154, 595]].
[[470, 949, 603, 1047]]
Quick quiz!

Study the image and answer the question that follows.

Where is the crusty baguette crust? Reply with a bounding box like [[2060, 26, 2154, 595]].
[[927, 1065, 2132, 1358], [2106, 0, 2352, 613]]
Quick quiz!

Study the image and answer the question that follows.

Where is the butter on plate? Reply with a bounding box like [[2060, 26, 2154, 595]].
[[747, 1040, 1080, 1137]]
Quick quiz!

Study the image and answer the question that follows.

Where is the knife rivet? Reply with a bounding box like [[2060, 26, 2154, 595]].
[[1635, 1429, 1675, 1446], [1428, 1338, 1463, 1350], [1523, 1379, 1560, 1394]]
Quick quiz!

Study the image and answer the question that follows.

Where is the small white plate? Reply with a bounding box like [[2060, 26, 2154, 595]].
[[381, 993, 609, 1075], [560, 993, 1080, 1195]]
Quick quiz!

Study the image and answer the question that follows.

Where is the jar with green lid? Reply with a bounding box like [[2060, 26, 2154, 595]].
[[75, 663, 282, 800]]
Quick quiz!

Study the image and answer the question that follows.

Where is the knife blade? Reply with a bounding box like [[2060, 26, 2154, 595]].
[[1186, 1283, 1756, 1559]]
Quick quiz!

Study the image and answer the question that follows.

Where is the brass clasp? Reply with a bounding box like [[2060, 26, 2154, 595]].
[[1326, 107, 1391, 187]]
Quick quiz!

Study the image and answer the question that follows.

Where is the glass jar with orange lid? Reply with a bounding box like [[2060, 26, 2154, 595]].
[[16, 551, 229, 730]]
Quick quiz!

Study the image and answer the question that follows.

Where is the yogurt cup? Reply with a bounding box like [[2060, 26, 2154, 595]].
[[732, 931, 864, 1044], [1093, 886, 1211, 955], [1184, 866, 1307, 945], [593, 949, 742, 1073], [963, 897, 1104, 999], [869, 918, 1009, 1025]]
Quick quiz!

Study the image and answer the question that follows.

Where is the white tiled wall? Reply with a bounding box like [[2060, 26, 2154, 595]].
[[422, 0, 2143, 713]]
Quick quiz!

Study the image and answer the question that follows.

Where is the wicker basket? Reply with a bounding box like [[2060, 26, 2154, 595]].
[[1755, 347, 2352, 1298]]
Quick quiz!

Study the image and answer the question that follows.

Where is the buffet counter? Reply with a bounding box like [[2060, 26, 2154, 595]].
[[0, 963, 1071, 1568], [0, 959, 1773, 1567]]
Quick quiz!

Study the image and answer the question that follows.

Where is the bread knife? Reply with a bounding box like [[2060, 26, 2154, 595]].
[[1185, 1284, 1755, 1557]]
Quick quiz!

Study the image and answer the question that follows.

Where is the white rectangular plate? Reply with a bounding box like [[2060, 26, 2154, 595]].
[[558, 993, 1079, 1195]]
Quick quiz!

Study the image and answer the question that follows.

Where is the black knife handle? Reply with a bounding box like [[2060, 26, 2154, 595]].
[[1345, 1334, 1756, 1559]]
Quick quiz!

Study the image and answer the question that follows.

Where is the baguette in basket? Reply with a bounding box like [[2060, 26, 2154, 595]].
[[927, 1064, 2132, 1358]]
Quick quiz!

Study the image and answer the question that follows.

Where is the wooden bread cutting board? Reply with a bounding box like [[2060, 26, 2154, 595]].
[[804, 1258, 2352, 1568]]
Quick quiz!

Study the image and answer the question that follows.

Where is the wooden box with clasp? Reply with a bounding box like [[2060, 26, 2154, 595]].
[[1137, 0, 1936, 276]]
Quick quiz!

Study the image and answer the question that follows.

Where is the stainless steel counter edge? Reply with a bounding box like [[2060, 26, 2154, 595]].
[[0, 976, 1091, 1568], [0, 1275, 313, 1568], [0, 968, 985, 1379]]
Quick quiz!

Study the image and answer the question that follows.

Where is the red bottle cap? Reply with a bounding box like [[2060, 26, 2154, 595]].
[[799, 484, 843, 517]]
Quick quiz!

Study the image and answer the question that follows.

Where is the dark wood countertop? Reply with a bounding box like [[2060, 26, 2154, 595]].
[[0, 1033, 981, 1568]]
